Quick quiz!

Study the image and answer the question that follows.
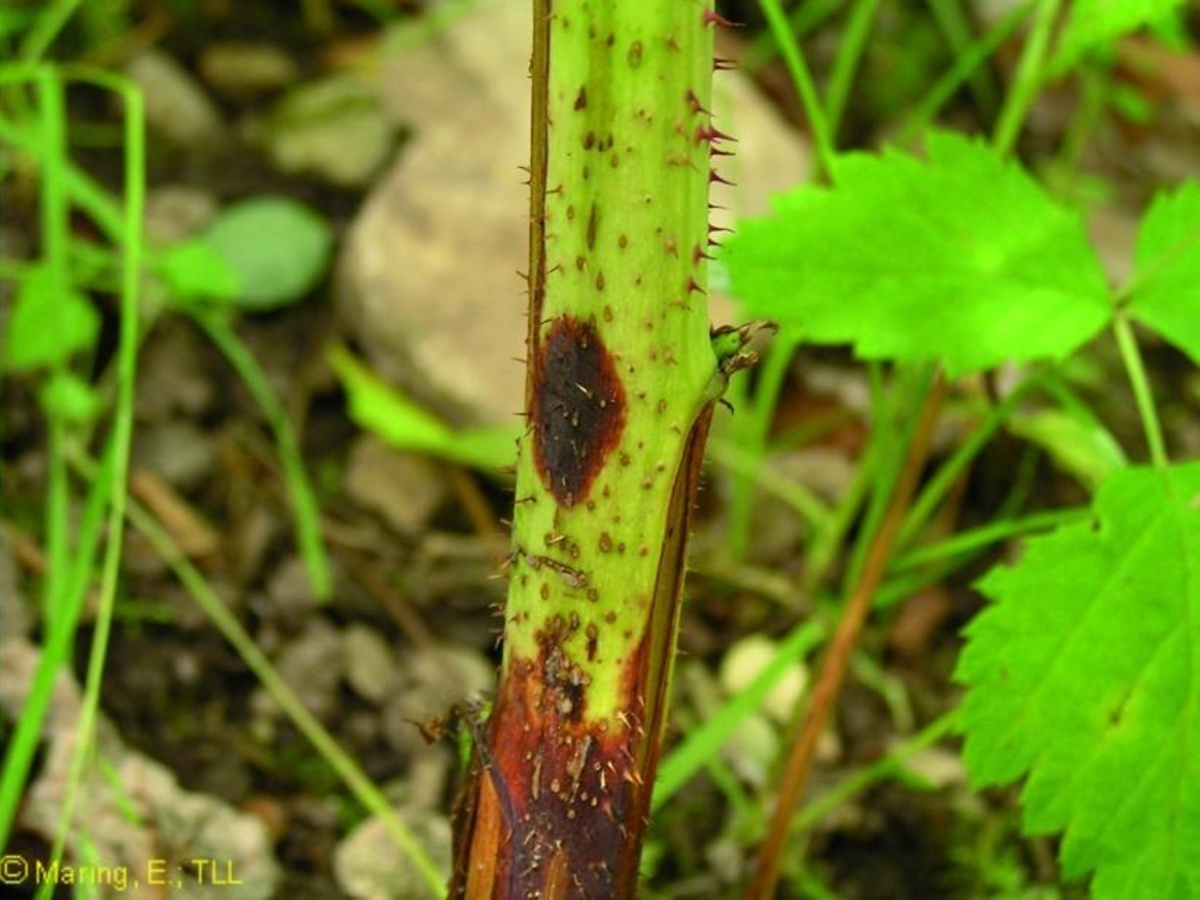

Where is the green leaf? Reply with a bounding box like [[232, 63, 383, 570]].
[[723, 132, 1112, 377], [158, 239, 242, 304], [1052, 0, 1185, 72], [329, 344, 517, 473], [1006, 407, 1127, 489], [956, 463, 1200, 897], [4, 264, 100, 371], [197, 197, 334, 310], [39, 370, 101, 424], [1126, 181, 1200, 365]]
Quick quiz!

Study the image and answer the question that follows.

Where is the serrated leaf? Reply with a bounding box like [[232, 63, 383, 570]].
[[956, 463, 1200, 897], [198, 197, 334, 310], [4, 264, 100, 371], [722, 132, 1112, 377], [329, 344, 517, 473], [1126, 181, 1200, 365], [1052, 0, 1185, 72]]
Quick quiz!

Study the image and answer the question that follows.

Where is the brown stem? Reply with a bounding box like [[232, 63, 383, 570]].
[[747, 371, 947, 899]]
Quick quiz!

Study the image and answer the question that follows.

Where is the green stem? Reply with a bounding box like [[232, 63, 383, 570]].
[[35, 70, 70, 623], [40, 73, 143, 898], [992, 0, 1060, 156], [742, 0, 842, 73], [892, 506, 1088, 573], [1112, 311, 1168, 468], [843, 363, 936, 593], [758, 0, 838, 181], [0, 65, 136, 855], [824, 0, 880, 139], [898, 371, 1044, 548], [191, 309, 332, 601], [898, 0, 1032, 145], [790, 710, 959, 833], [711, 438, 833, 533], [1056, 63, 1106, 173], [925, 0, 999, 117], [19, 0, 84, 61], [800, 442, 872, 596], [0, 64, 127, 241]]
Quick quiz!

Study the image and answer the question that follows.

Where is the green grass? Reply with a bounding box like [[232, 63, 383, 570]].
[[0, 8, 437, 889]]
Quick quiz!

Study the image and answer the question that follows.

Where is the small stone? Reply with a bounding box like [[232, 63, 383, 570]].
[[0, 544, 30, 641], [334, 807, 451, 900], [381, 645, 494, 755], [131, 420, 217, 492], [1, 639, 281, 899], [144, 184, 219, 245], [897, 744, 967, 789], [263, 75, 397, 188], [344, 436, 447, 534], [199, 41, 299, 100], [126, 49, 226, 149], [407, 645, 495, 707], [720, 711, 779, 787], [266, 556, 322, 617], [136, 318, 216, 419], [342, 624, 400, 705], [274, 617, 344, 721], [718, 634, 808, 726]]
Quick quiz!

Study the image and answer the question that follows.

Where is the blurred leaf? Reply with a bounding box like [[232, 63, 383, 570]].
[[1052, 0, 1185, 72], [329, 344, 517, 473], [1007, 408, 1127, 489], [723, 132, 1113, 377], [1126, 180, 1200, 365], [196, 196, 334, 311], [159, 239, 242, 304], [39, 370, 100, 424], [4, 264, 100, 371]]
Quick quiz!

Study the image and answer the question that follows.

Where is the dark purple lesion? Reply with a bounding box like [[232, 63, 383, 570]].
[[531, 315, 627, 507]]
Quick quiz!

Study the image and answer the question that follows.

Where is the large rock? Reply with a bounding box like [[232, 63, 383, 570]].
[[337, 1, 811, 426]]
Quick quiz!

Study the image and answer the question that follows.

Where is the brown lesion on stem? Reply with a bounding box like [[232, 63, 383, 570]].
[[453, 615, 649, 897], [531, 316, 627, 508]]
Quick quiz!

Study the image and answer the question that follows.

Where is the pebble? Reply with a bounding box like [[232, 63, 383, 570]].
[[126, 48, 226, 149], [333, 806, 451, 900], [199, 41, 300, 100], [273, 617, 344, 721], [718, 634, 808, 726], [342, 623, 401, 705], [131, 420, 217, 492], [344, 436, 448, 535], [263, 75, 398, 188]]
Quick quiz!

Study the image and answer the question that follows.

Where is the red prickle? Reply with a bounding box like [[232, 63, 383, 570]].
[[702, 10, 742, 28]]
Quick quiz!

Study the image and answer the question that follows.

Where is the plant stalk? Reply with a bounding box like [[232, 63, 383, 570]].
[[449, 1, 743, 895], [747, 371, 947, 898]]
